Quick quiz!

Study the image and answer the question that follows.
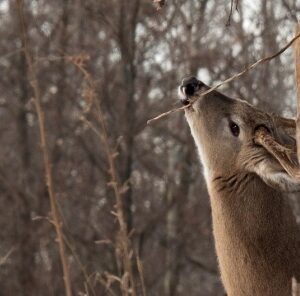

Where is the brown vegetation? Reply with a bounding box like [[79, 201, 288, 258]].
[[0, 0, 300, 295]]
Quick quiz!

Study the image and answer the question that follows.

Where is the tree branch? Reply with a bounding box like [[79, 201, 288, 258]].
[[294, 23, 300, 164], [147, 32, 300, 125]]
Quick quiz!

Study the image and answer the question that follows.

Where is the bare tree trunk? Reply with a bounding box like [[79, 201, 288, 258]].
[[164, 3, 209, 292], [118, 0, 140, 232], [294, 23, 300, 163], [16, 1, 72, 295], [164, 145, 179, 296], [15, 4, 36, 295], [292, 22, 300, 296], [164, 127, 194, 296]]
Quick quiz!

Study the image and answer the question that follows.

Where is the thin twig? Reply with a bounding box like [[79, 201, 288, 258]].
[[147, 32, 300, 125], [136, 255, 147, 296], [282, 0, 298, 23], [0, 247, 16, 266], [16, 1, 72, 296], [235, 0, 239, 11], [70, 59, 137, 296], [97, 274, 119, 296], [226, 0, 239, 26], [80, 115, 136, 296], [63, 234, 97, 296], [226, 0, 234, 26]]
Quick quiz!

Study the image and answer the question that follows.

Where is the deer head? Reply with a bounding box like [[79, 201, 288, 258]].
[[179, 76, 300, 192]]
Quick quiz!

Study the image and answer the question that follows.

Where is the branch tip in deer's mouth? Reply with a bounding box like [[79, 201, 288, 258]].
[[178, 76, 202, 106], [178, 85, 190, 105]]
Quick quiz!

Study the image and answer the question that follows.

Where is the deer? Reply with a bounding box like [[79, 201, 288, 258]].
[[178, 76, 300, 296]]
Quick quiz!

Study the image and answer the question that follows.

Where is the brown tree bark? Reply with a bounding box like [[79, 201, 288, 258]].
[[16, 1, 72, 295], [118, 0, 140, 232], [291, 22, 300, 296], [164, 134, 193, 296], [15, 3, 36, 294], [294, 23, 300, 164]]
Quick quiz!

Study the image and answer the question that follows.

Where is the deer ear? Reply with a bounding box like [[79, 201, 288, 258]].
[[250, 124, 300, 192], [251, 157, 300, 192], [250, 122, 300, 192]]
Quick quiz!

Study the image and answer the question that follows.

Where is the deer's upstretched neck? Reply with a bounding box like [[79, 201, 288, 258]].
[[179, 76, 300, 296]]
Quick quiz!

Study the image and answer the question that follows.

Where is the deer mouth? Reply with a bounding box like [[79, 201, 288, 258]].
[[178, 84, 193, 105], [178, 89, 191, 105]]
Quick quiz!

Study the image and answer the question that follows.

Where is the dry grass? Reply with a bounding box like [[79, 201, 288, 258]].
[[67, 54, 140, 295]]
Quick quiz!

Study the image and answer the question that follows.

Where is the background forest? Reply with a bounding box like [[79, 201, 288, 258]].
[[1, 0, 300, 295]]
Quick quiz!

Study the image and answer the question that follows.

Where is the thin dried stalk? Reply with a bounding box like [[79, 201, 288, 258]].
[[16, 1, 72, 296], [70, 59, 137, 296], [97, 274, 119, 296], [147, 32, 300, 125], [136, 256, 147, 296], [63, 235, 96, 296], [93, 105, 136, 296], [226, 0, 235, 26]]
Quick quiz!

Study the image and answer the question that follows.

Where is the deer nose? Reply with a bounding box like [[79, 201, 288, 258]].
[[179, 76, 200, 105]]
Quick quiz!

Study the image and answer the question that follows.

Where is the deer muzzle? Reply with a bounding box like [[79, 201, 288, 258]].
[[179, 76, 201, 105]]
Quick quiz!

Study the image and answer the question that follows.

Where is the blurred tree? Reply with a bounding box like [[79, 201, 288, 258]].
[[0, 0, 299, 295]]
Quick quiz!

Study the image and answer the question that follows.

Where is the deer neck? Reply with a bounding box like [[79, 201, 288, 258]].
[[206, 171, 298, 296], [209, 172, 287, 244]]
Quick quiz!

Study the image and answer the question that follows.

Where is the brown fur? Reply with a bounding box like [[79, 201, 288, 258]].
[[182, 81, 300, 296]]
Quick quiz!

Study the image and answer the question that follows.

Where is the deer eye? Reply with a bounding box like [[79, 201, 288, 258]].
[[229, 121, 240, 137]]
